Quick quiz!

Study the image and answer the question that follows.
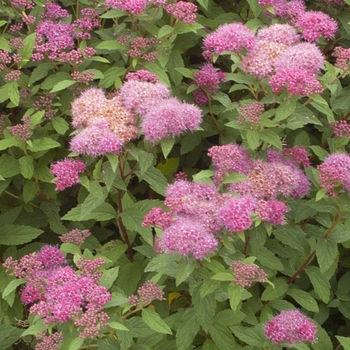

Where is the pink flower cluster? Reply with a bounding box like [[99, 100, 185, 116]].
[[230, 261, 268, 287], [264, 310, 317, 345], [3, 245, 111, 339], [8, 115, 31, 140], [237, 101, 264, 125], [333, 46, 350, 71], [119, 79, 202, 141], [165, 1, 198, 24], [105, 0, 166, 14], [50, 159, 86, 191], [143, 145, 310, 259], [60, 228, 92, 247], [330, 120, 350, 138], [317, 153, 350, 196], [203, 22, 256, 61], [128, 280, 164, 306]]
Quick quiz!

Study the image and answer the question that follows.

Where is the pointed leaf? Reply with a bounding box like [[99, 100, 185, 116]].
[[142, 309, 172, 335]]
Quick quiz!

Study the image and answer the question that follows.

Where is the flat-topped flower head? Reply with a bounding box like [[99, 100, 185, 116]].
[[105, 0, 148, 14], [256, 199, 289, 225], [50, 159, 86, 191], [125, 70, 158, 83], [141, 97, 202, 141], [296, 11, 338, 42], [70, 118, 122, 157], [166, 1, 197, 24], [119, 80, 170, 116], [193, 63, 226, 93], [269, 68, 324, 96], [203, 22, 255, 60], [264, 310, 317, 345], [238, 101, 264, 125], [218, 196, 256, 232], [275, 42, 324, 73], [71, 88, 106, 128], [230, 261, 268, 287], [257, 24, 300, 46], [317, 153, 350, 196]]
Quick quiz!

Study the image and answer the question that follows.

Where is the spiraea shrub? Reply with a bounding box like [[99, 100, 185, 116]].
[[2, 0, 350, 349]]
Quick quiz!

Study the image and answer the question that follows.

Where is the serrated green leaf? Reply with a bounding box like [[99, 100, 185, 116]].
[[0, 138, 22, 150], [7, 82, 19, 106], [0, 225, 43, 245], [176, 259, 197, 286], [18, 32, 36, 63], [142, 309, 172, 335], [259, 129, 282, 150], [62, 202, 116, 221], [211, 272, 234, 281], [158, 25, 174, 38], [316, 238, 338, 273], [28, 63, 53, 86], [246, 129, 260, 150], [135, 167, 168, 196], [27, 138, 61, 152], [227, 283, 242, 311], [23, 180, 39, 203], [287, 289, 319, 312], [0, 324, 23, 349], [192, 170, 214, 184], [19, 155, 34, 179], [51, 117, 69, 135], [310, 146, 328, 161], [21, 319, 46, 337], [41, 200, 66, 234], [305, 266, 331, 303], [100, 9, 125, 18], [68, 337, 84, 350], [2, 278, 26, 298], [336, 336, 350, 350], [176, 308, 200, 350], [230, 325, 266, 347], [222, 172, 248, 184], [275, 99, 296, 122], [273, 225, 308, 254], [175, 67, 193, 78], [310, 95, 334, 122], [312, 327, 333, 350], [96, 40, 124, 51], [160, 138, 175, 159], [50, 79, 76, 93], [60, 242, 81, 255], [109, 321, 129, 332], [200, 278, 220, 298], [261, 278, 289, 301], [100, 266, 120, 290]]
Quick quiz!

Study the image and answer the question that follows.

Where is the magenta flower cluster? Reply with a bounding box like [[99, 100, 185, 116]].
[[264, 310, 317, 345], [3, 245, 111, 340], [143, 145, 310, 259], [50, 159, 86, 191], [317, 153, 350, 196], [230, 261, 268, 288]]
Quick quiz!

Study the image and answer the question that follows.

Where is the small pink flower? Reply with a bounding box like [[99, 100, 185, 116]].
[[256, 199, 289, 225], [166, 1, 197, 24], [264, 310, 317, 345], [50, 159, 86, 191], [257, 24, 300, 46]]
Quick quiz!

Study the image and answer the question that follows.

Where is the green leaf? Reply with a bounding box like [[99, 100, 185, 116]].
[[60, 243, 81, 255], [259, 129, 282, 150], [7, 82, 19, 106], [261, 278, 289, 301], [0, 324, 23, 349], [310, 95, 334, 122], [176, 259, 197, 286], [96, 40, 124, 51], [175, 67, 193, 78], [50, 79, 76, 93], [310, 146, 328, 161], [211, 272, 234, 281], [100, 9, 125, 18], [0, 154, 20, 178], [21, 319, 46, 337], [176, 308, 200, 350], [316, 238, 338, 273], [192, 286, 216, 332], [23, 180, 39, 203], [305, 266, 331, 303], [99, 67, 126, 89], [230, 325, 266, 347], [275, 99, 296, 122], [100, 267, 120, 290], [222, 172, 248, 184], [0, 225, 43, 245], [312, 326, 333, 350], [160, 138, 175, 159], [19, 155, 34, 179], [18, 32, 36, 63], [336, 336, 350, 350], [158, 25, 174, 38], [273, 225, 308, 254], [0, 138, 22, 150], [68, 337, 84, 350], [135, 167, 168, 196], [27, 138, 61, 152], [62, 202, 116, 221], [227, 283, 242, 311], [51, 117, 69, 135], [41, 200, 66, 234], [192, 170, 214, 184], [28, 63, 53, 86], [2, 278, 26, 298], [0, 36, 10, 51], [142, 309, 172, 335], [109, 321, 129, 332], [246, 129, 260, 150], [286, 289, 319, 312], [209, 322, 239, 350]]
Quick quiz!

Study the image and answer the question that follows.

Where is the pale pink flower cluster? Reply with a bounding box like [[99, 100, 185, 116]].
[[165, 1, 198, 24], [105, 0, 166, 14], [8, 115, 31, 140], [317, 153, 350, 196], [3, 245, 111, 339], [70, 87, 138, 156], [230, 261, 268, 287], [119, 80, 202, 141], [264, 310, 317, 345], [35, 331, 63, 350], [128, 281, 164, 306], [50, 159, 86, 191]]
